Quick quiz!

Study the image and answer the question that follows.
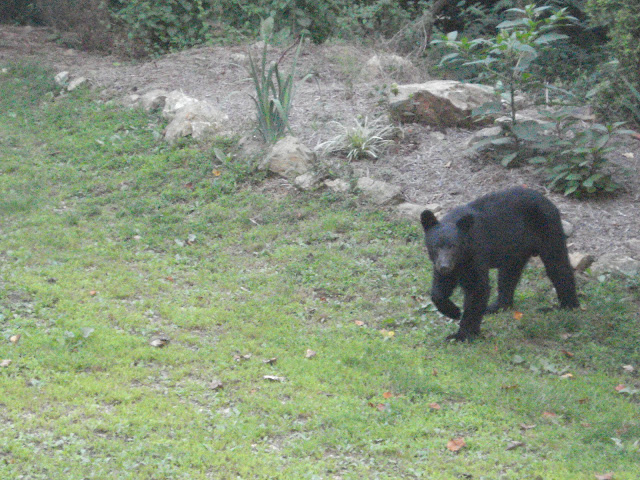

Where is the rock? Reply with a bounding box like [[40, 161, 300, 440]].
[[259, 136, 316, 178], [569, 253, 594, 272], [140, 89, 169, 111], [562, 220, 574, 238], [54, 71, 70, 86], [229, 53, 248, 64], [122, 94, 141, 108], [67, 77, 89, 91], [162, 90, 200, 120], [464, 126, 504, 149], [164, 100, 229, 143], [324, 178, 350, 193], [591, 253, 640, 277], [396, 202, 442, 221], [294, 172, 327, 191], [357, 177, 403, 206], [388, 80, 495, 128], [626, 239, 640, 254]]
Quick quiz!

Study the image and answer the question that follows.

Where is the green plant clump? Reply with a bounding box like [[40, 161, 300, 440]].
[[248, 19, 305, 143]]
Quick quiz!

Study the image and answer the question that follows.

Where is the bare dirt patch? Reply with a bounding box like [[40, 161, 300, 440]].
[[2, 25, 640, 259]]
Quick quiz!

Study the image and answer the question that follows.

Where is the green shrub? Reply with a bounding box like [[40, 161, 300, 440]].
[[586, 0, 640, 123], [109, 0, 211, 56]]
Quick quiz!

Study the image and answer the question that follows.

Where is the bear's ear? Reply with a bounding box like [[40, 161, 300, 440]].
[[420, 210, 439, 232], [456, 214, 474, 233]]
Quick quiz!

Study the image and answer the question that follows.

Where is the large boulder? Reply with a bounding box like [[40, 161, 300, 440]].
[[162, 91, 200, 120], [259, 136, 316, 178], [388, 80, 495, 128], [140, 89, 169, 111]]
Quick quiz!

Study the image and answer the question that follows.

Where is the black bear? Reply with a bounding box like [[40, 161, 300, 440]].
[[420, 187, 579, 341]]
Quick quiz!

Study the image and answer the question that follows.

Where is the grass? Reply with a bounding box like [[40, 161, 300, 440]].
[[1, 62, 639, 479]]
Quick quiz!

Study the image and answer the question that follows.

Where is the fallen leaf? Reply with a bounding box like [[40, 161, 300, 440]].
[[89, 290, 97, 296], [184, 182, 194, 189], [354, 320, 365, 326], [560, 373, 574, 379], [149, 336, 169, 348], [501, 384, 519, 391], [0, 359, 12, 367], [542, 411, 557, 418], [622, 365, 634, 373], [263, 375, 286, 382], [234, 353, 252, 362], [447, 437, 466, 452], [382, 391, 393, 399], [622, 152, 634, 159], [615, 384, 626, 392], [513, 311, 523, 321], [262, 357, 277, 365], [520, 423, 536, 431], [210, 379, 224, 390], [561, 349, 574, 358], [212, 169, 222, 176], [10, 334, 21, 344], [432, 368, 438, 377], [429, 402, 441, 410], [376, 403, 387, 411], [506, 441, 525, 451], [595, 473, 614, 480], [578, 398, 590, 404], [166, 276, 175, 282]]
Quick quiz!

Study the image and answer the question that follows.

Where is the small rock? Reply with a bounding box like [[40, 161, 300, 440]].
[[357, 177, 403, 206], [67, 77, 89, 91], [162, 90, 200, 120], [562, 220, 574, 238], [140, 89, 169, 111], [569, 253, 594, 272], [149, 336, 170, 348], [294, 172, 326, 191], [396, 202, 442, 221], [260, 136, 316, 179], [54, 71, 69, 86], [210, 379, 224, 390], [464, 126, 503, 149], [324, 178, 350, 193]]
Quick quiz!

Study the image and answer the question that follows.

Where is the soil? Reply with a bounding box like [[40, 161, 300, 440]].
[[2, 25, 639, 260]]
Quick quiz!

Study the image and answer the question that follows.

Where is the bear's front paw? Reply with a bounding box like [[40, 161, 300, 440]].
[[445, 329, 480, 342]]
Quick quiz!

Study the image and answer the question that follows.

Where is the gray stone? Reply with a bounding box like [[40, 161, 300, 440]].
[[591, 253, 640, 277], [164, 100, 229, 143], [569, 253, 594, 272], [562, 220, 574, 238], [388, 80, 495, 128], [324, 178, 350, 193], [162, 91, 200, 120], [140, 89, 169, 111], [260, 136, 316, 178], [294, 172, 327, 191], [67, 77, 89, 91], [396, 202, 442, 222], [464, 126, 504, 150], [54, 71, 70, 86], [357, 177, 403, 206]]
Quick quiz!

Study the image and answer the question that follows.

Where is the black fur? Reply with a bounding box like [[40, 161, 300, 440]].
[[420, 187, 579, 341]]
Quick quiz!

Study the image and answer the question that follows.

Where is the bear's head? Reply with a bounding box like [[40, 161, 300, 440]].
[[420, 210, 474, 276]]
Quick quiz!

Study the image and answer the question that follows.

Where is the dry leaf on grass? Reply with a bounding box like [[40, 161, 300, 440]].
[[447, 437, 466, 452], [263, 375, 286, 382], [10, 334, 21, 344], [0, 359, 12, 368], [210, 380, 224, 390], [506, 441, 525, 451], [305, 349, 317, 359]]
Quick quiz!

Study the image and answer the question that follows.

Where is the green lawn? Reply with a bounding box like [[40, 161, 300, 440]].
[[1, 63, 639, 479]]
